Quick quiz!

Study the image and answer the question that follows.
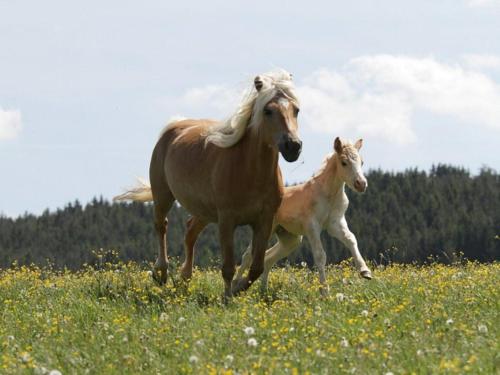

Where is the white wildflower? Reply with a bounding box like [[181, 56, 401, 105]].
[[384, 318, 391, 327], [7, 335, 14, 341], [189, 355, 199, 364], [301, 261, 307, 268], [446, 318, 454, 325], [336, 293, 345, 302], [225, 354, 234, 363], [49, 371, 62, 375], [316, 349, 325, 357], [247, 338, 258, 347], [386, 341, 393, 349], [34, 367, 48, 375], [385, 372, 394, 375], [107, 335, 114, 341], [478, 324, 488, 334], [361, 310, 369, 317], [244, 326, 255, 335], [340, 337, 349, 348], [195, 339, 204, 346], [159, 312, 168, 322], [20, 352, 31, 363], [178, 317, 186, 323]]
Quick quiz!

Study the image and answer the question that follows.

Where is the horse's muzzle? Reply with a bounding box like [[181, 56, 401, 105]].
[[279, 137, 302, 162]]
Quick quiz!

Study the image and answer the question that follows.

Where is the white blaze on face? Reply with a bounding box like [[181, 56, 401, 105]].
[[278, 97, 290, 110]]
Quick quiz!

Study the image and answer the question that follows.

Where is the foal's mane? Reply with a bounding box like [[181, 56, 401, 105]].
[[205, 69, 300, 148], [312, 141, 359, 178]]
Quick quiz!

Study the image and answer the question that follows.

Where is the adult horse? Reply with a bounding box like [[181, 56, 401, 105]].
[[115, 71, 302, 299]]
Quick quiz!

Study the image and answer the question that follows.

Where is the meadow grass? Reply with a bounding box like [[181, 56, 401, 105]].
[[0, 259, 498, 374]]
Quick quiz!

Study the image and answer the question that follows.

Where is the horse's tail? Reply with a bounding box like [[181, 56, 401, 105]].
[[113, 177, 153, 202]]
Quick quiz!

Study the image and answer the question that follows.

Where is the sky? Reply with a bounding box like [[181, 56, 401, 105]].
[[1, 0, 500, 217]]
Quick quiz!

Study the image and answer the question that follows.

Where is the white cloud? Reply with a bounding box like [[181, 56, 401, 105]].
[[0, 108, 22, 140], [181, 84, 241, 114], [299, 55, 500, 144], [175, 56, 500, 145], [462, 54, 500, 70]]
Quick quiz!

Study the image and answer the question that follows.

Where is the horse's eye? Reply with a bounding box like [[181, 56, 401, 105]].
[[361, 161, 364, 166], [341, 161, 348, 167], [294, 107, 300, 117], [264, 108, 273, 116]]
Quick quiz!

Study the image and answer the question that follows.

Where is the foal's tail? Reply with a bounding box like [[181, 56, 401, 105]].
[[113, 177, 153, 202]]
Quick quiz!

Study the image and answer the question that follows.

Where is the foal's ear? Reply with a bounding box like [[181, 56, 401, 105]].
[[334, 137, 343, 154], [254, 76, 264, 91], [354, 139, 363, 150]]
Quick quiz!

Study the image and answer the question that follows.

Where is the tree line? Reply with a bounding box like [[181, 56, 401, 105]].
[[0, 165, 498, 270]]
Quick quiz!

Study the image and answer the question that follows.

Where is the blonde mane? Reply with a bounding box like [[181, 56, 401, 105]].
[[205, 69, 300, 148], [312, 140, 359, 178]]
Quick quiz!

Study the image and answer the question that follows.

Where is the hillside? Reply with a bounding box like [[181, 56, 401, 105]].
[[0, 165, 498, 269]]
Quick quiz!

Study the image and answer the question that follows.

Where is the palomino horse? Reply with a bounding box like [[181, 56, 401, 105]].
[[183, 137, 371, 295], [235, 137, 372, 294], [114, 71, 302, 299]]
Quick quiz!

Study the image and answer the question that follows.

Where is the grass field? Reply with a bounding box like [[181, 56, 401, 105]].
[[0, 259, 498, 374]]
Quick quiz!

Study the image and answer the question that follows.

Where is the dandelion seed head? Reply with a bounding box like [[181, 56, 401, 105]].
[[478, 324, 488, 333], [340, 337, 349, 348], [189, 355, 199, 364], [247, 338, 258, 347], [244, 326, 255, 335]]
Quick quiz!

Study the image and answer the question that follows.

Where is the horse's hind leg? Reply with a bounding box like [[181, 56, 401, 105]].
[[180, 216, 207, 281], [151, 189, 174, 285]]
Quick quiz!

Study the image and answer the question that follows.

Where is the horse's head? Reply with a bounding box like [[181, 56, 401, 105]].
[[252, 72, 302, 162], [334, 137, 367, 193]]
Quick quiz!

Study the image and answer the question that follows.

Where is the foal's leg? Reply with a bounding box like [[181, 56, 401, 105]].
[[218, 217, 237, 302], [232, 215, 273, 295], [234, 244, 253, 281], [306, 223, 329, 296], [260, 230, 302, 292], [329, 217, 372, 279], [152, 192, 175, 285], [180, 216, 208, 281]]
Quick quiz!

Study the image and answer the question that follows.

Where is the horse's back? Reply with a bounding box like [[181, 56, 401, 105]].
[[150, 119, 222, 221]]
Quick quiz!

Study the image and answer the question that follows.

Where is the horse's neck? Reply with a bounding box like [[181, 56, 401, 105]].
[[243, 125, 280, 182], [309, 157, 345, 204]]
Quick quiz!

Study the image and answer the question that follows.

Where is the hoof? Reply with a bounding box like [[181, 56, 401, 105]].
[[319, 285, 330, 297], [153, 263, 169, 285], [179, 265, 192, 282], [231, 277, 250, 295], [360, 270, 372, 280]]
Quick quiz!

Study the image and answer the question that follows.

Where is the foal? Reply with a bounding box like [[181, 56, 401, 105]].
[[233, 137, 372, 294], [115, 71, 302, 299]]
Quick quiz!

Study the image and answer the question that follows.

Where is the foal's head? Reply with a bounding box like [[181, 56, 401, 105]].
[[334, 137, 367, 193], [252, 72, 302, 162]]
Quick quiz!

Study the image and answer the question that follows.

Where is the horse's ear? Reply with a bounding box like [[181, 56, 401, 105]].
[[254, 76, 264, 91], [354, 139, 363, 150], [334, 137, 343, 154]]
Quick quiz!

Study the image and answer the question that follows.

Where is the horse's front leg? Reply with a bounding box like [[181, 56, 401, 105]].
[[218, 217, 237, 302], [329, 217, 372, 279], [232, 215, 273, 295]]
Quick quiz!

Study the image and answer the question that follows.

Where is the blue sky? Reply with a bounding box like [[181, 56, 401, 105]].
[[1, 0, 500, 217]]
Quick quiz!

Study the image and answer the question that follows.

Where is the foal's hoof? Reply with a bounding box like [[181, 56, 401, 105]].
[[319, 285, 330, 297], [360, 270, 372, 280], [179, 265, 192, 282]]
